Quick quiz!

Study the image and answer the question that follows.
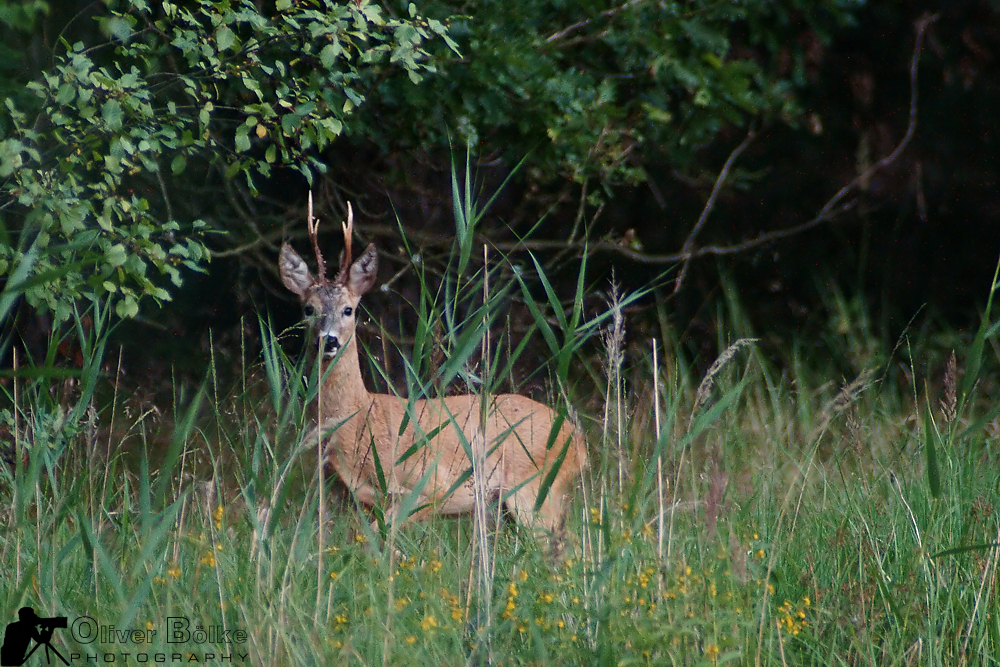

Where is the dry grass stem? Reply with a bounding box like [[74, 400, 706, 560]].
[[602, 278, 627, 492]]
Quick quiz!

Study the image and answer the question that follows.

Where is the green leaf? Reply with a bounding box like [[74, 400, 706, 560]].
[[106, 244, 127, 267], [241, 72, 261, 95], [103, 16, 134, 42], [116, 295, 139, 318], [225, 160, 241, 179], [320, 43, 341, 69], [149, 286, 171, 301], [59, 205, 86, 235], [102, 99, 123, 131], [56, 83, 76, 106], [171, 154, 186, 174], [319, 117, 342, 138], [217, 26, 236, 51], [0, 139, 24, 177], [235, 127, 251, 153]]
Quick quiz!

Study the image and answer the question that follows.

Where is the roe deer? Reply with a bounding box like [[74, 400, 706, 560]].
[[279, 204, 587, 543]]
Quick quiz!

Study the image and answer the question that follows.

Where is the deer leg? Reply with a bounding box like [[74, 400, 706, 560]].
[[506, 483, 567, 547]]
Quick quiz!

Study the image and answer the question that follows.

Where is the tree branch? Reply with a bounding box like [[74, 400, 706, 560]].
[[545, 0, 644, 44], [672, 123, 756, 294], [657, 12, 938, 280], [222, 15, 939, 290]]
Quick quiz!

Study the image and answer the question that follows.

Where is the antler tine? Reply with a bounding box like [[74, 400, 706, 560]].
[[337, 202, 354, 283], [306, 191, 329, 284]]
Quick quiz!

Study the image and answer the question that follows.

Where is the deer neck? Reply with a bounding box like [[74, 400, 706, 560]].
[[316, 334, 371, 423]]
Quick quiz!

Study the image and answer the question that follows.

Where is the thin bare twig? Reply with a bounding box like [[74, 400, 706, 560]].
[[545, 0, 643, 44], [672, 123, 756, 295], [670, 13, 938, 272]]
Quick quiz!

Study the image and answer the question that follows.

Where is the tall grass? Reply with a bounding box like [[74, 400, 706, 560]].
[[4, 189, 1000, 665]]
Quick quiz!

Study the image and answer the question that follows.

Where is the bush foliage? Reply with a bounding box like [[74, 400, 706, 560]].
[[368, 0, 860, 185], [0, 0, 863, 325], [0, 0, 452, 322]]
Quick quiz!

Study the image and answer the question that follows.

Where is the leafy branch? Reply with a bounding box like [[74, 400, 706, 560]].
[[0, 0, 453, 322]]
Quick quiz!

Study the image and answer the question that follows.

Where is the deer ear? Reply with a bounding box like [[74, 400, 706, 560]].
[[347, 243, 378, 295], [279, 244, 315, 296]]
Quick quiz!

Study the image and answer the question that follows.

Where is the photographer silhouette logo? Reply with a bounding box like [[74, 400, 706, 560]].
[[1, 608, 68, 666]]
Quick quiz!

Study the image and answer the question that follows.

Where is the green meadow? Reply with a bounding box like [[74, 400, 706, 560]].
[[4, 201, 1000, 666]]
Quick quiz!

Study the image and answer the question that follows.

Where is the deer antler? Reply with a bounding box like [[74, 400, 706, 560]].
[[337, 202, 354, 284], [306, 191, 329, 285]]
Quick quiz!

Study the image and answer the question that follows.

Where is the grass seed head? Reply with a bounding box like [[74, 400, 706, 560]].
[[692, 338, 758, 419], [811, 369, 875, 440], [940, 349, 958, 424]]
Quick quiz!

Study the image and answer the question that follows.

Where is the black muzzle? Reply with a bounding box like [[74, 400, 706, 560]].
[[324, 335, 340, 356]]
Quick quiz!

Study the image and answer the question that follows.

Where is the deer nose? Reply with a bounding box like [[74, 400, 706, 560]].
[[324, 334, 340, 355]]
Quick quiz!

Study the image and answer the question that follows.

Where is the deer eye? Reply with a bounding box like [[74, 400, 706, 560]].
[[303, 305, 315, 317], [343, 307, 353, 317]]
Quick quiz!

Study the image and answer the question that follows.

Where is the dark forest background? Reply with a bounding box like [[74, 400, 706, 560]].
[[1, 0, 998, 391]]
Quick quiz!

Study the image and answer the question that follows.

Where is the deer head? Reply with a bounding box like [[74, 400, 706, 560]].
[[279, 200, 378, 358]]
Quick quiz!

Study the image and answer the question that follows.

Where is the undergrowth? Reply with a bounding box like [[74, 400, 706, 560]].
[[3, 186, 1000, 665]]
